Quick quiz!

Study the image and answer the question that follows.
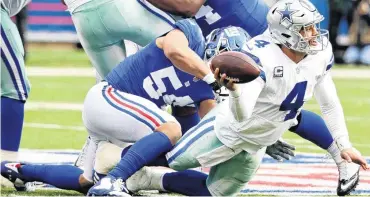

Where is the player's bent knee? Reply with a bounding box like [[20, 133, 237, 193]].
[[207, 172, 255, 196], [94, 141, 124, 175], [207, 178, 247, 196], [207, 169, 256, 196], [155, 121, 182, 145], [207, 150, 264, 196]]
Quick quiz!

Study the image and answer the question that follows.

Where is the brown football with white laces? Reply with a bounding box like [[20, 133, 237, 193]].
[[211, 51, 261, 83]]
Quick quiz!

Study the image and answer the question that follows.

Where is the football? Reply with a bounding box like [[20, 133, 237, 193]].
[[210, 51, 261, 83]]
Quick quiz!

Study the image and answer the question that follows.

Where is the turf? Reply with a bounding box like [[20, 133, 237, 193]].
[[26, 47, 91, 67], [0, 187, 82, 196], [27, 76, 95, 103], [18, 75, 370, 156]]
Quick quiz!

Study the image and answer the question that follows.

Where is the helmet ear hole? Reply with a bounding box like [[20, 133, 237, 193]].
[[272, 7, 277, 14], [211, 32, 219, 42], [282, 33, 291, 38]]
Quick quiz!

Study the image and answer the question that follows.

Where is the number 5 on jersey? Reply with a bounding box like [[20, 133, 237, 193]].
[[280, 81, 307, 121], [143, 66, 194, 106]]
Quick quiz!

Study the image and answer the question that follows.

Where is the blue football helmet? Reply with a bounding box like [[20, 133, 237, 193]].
[[204, 26, 252, 61]]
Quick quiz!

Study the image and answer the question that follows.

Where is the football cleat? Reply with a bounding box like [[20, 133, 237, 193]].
[[337, 161, 360, 196], [0, 161, 33, 191], [87, 175, 131, 196], [126, 166, 169, 193]]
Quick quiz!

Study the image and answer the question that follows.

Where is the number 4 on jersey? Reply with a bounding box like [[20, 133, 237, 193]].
[[280, 81, 307, 121], [255, 40, 270, 48]]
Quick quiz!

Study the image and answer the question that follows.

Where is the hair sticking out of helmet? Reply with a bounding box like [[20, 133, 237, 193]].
[[204, 26, 252, 61], [267, 0, 329, 55]]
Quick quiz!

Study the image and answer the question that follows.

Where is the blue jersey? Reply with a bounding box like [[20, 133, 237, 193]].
[[106, 19, 214, 108], [194, 0, 269, 37]]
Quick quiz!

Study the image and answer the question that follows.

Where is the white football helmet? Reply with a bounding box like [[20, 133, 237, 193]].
[[267, 0, 329, 55]]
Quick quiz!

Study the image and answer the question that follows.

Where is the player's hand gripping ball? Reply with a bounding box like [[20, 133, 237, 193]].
[[211, 51, 261, 83]]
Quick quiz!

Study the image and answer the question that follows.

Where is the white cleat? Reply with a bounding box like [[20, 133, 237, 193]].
[[337, 161, 360, 196], [87, 175, 131, 197], [126, 166, 172, 193]]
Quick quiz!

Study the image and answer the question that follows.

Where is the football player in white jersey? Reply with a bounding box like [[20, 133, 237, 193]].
[[141, 1, 368, 195], [87, 0, 369, 196]]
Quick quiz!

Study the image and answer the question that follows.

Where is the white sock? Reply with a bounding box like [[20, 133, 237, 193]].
[[1, 149, 19, 161], [327, 142, 343, 165]]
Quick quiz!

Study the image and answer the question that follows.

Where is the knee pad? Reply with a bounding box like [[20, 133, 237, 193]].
[[94, 141, 124, 175]]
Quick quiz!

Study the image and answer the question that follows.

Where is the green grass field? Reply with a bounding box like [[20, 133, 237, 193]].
[[26, 46, 91, 67], [20, 75, 370, 155]]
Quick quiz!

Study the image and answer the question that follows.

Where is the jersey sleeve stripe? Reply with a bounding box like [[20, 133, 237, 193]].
[[326, 54, 334, 71], [259, 70, 266, 82]]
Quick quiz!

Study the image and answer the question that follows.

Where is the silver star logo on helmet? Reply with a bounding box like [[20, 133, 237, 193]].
[[276, 3, 299, 23]]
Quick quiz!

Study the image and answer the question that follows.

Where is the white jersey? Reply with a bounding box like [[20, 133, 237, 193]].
[[215, 32, 333, 154], [1, 0, 30, 17]]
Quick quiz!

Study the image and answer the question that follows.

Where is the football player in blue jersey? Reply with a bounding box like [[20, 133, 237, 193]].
[[0, 20, 250, 195], [147, 0, 269, 38], [193, 0, 269, 37], [84, 21, 253, 197]]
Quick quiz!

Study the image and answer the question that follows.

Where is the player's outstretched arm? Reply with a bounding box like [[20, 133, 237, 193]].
[[214, 68, 265, 122], [314, 73, 369, 170], [146, 0, 205, 17], [156, 29, 213, 82]]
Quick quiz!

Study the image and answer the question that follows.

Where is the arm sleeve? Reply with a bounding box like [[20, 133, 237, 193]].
[[314, 73, 351, 149], [229, 77, 265, 122]]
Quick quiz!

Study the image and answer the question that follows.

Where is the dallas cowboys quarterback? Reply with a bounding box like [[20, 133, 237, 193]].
[[142, 0, 366, 194], [87, 0, 369, 196]]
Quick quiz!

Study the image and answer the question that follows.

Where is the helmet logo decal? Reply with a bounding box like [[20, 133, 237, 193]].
[[276, 3, 298, 24]]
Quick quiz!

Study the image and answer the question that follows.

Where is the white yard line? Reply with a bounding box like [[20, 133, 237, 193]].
[[26, 67, 95, 77], [24, 122, 85, 131], [285, 139, 370, 148], [26, 101, 83, 111], [26, 67, 370, 79]]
